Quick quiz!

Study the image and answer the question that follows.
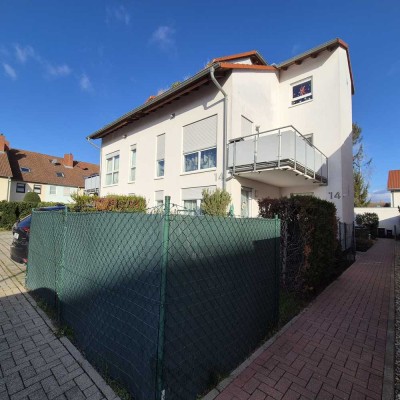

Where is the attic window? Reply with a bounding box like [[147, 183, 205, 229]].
[[291, 78, 313, 105], [21, 167, 30, 173], [56, 172, 65, 178]]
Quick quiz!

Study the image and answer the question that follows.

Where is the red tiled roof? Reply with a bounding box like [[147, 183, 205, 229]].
[[0, 152, 12, 178], [219, 62, 277, 71], [388, 170, 400, 190], [8, 149, 99, 188], [212, 50, 267, 65]]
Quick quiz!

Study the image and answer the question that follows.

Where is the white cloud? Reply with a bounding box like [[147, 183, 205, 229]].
[[15, 44, 36, 63], [3, 63, 17, 80], [47, 64, 71, 77], [79, 73, 92, 92], [106, 5, 130, 26], [150, 26, 176, 52], [369, 189, 391, 203]]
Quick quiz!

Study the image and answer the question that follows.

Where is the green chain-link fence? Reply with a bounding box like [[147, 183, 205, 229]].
[[26, 198, 280, 400]]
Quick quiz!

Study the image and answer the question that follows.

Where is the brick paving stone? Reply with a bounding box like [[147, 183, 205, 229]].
[[213, 240, 393, 400], [0, 232, 119, 400]]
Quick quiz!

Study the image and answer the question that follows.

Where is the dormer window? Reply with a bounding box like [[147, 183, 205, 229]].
[[56, 172, 65, 178], [21, 167, 30, 173]]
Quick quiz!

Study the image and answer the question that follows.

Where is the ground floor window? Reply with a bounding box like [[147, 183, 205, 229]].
[[33, 184, 41, 194], [183, 199, 201, 214], [16, 183, 25, 193], [49, 186, 57, 195]]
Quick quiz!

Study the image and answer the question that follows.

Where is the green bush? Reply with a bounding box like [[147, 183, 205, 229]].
[[23, 192, 41, 204], [355, 212, 379, 238], [94, 195, 146, 212], [356, 237, 374, 252], [258, 196, 338, 294], [201, 189, 231, 217], [0, 201, 37, 229]]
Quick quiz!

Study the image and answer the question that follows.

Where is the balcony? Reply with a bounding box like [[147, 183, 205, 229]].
[[227, 126, 328, 187]]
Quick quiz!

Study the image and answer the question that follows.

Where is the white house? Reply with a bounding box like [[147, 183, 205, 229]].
[[88, 38, 354, 222], [388, 170, 400, 207]]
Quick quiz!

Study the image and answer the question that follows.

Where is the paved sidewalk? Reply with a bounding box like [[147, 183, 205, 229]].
[[208, 239, 394, 400], [0, 232, 119, 400]]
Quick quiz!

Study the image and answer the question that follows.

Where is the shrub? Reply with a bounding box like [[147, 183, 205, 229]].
[[258, 196, 338, 294], [70, 192, 98, 212], [0, 201, 37, 229], [356, 237, 374, 252], [94, 195, 146, 212], [23, 192, 41, 204], [201, 189, 231, 217], [355, 212, 379, 238]]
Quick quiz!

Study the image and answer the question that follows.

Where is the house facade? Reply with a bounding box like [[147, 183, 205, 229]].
[[0, 135, 99, 203], [88, 38, 354, 223], [388, 170, 400, 207]]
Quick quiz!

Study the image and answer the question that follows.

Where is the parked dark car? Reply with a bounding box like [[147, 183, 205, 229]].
[[10, 205, 65, 264]]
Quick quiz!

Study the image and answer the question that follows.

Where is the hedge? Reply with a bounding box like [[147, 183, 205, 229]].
[[0, 201, 38, 229], [258, 196, 339, 295]]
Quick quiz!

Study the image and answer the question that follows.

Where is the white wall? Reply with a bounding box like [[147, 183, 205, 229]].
[[355, 207, 400, 234], [101, 84, 225, 206], [392, 191, 400, 207]]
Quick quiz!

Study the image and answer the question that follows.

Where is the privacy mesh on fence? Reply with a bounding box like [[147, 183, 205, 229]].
[[26, 202, 280, 400]]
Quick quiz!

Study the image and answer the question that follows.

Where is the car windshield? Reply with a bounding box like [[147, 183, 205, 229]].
[[18, 215, 31, 229]]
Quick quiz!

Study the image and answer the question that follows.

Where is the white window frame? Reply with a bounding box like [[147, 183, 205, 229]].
[[105, 152, 120, 186], [291, 77, 313, 106], [49, 185, 57, 195], [183, 146, 217, 173], [156, 134, 165, 178], [33, 184, 41, 194], [183, 199, 201, 214], [129, 145, 137, 183]]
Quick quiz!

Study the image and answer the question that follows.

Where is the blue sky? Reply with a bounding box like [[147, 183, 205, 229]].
[[0, 1, 399, 201]]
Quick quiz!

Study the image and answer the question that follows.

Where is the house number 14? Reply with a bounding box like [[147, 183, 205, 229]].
[[328, 192, 341, 200]]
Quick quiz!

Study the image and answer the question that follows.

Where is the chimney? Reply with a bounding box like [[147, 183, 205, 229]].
[[64, 153, 74, 168], [0, 134, 10, 153]]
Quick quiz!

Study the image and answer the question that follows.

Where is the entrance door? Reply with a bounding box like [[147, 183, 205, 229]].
[[241, 187, 251, 217]]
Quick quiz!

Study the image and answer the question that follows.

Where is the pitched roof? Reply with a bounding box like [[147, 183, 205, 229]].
[[88, 38, 354, 140], [388, 170, 400, 190], [8, 149, 99, 187], [0, 153, 12, 178]]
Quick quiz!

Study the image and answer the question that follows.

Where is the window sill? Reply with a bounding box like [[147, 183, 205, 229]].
[[180, 168, 216, 176], [289, 99, 313, 108], [127, 181, 136, 184], [154, 176, 164, 180], [103, 184, 119, 188]]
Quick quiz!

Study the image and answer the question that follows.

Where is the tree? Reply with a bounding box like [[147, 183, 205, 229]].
[[352, 123, 372, 207]]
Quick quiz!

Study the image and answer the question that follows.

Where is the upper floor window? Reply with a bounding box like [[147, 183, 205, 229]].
[[183, 115, 217, 173], [156, 134, 165, 178], [105, 152, 119, 185], [56, 172, 64, 178], [129, 145, 136, 182], [291, 78, 312, 105], [33, 184, 41, 194], [16, 183, 26, 193], [20, 167, 30, 173]]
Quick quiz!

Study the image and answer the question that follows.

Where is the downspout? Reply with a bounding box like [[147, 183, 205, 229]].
[[210, 66, 228, 191], [86, 137, 102, 196], [6, 177, 11, 201]]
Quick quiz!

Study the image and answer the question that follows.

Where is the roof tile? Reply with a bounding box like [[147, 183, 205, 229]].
[[388, 170, 400, 190]]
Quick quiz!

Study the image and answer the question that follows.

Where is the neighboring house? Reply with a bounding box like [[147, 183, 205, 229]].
[[84, 174, 100, 195], [88, 38, 354, 223], [388, 170, 400, 207], [0, 134, 99, 203]]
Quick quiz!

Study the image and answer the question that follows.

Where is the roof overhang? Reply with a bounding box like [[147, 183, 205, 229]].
[[277, 38, 355, 95]]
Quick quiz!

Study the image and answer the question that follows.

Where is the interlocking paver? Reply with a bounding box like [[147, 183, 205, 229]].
[[0, 232, 119, 400], [211, 239, 393, 400]]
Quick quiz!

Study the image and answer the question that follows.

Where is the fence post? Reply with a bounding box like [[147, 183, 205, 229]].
[[57, 207, 68, 325], [274, 214, 280, 324], [156, 196, 171, 400]]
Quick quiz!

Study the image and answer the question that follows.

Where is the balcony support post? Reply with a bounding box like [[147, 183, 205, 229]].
[[278, 129, 282, 169]]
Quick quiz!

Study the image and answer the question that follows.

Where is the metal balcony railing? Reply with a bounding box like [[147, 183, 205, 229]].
[[227, 125, 328, 184]]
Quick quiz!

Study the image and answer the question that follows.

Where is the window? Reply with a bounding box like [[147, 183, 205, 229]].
[[129, 146, 136, 182], [49, 186, 57, 195], [155, 190, 164, 206], [182, 186, 215, 214], [63, 187, 71, 196], [291, 78, 312, 105], [184, 147, 216, 172], [183, 199, 200, 213], [105, 152, 120, 185], [183, 115, 217, 173], [16, 183, 25, 193], [20, 167, 30, 173], [56, 172, 65, 178], [33, 184, 41, 194], [156, 134, 165, 177]]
